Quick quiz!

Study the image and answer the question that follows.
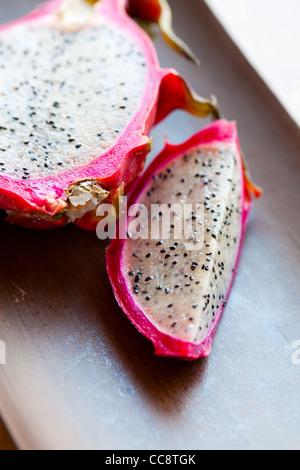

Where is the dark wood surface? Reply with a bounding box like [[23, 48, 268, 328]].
[[0, 419, 16, 450], [0, 0, 299, 450]]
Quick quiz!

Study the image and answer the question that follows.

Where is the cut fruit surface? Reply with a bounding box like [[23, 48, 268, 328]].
[[0, 0, 217, 230], [0, 15, 147, 180], [107, 120, 261, 359]]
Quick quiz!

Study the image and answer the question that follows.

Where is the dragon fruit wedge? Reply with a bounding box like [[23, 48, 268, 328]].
[[0, 0, 217, 230], [106, 120, 262, 360]]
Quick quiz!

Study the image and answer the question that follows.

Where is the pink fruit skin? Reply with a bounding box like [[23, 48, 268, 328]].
[[0, 0, 208, 230], [107, 120, 261, 360], [126, 0, 162, 22]]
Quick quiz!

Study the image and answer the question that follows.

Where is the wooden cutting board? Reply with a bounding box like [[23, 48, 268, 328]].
[[0, 0, 299, 450], [0, 419, 15, 450]]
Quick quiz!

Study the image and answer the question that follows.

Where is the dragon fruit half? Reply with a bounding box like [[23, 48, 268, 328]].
[[0, 0, 218, 230], [106, 120, 261, 360]]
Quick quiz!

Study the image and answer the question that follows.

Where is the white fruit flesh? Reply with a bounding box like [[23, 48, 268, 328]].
[[0, 14, 147, 180], [122, 144, 243, 344]]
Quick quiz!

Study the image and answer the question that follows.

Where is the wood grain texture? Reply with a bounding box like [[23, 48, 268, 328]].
[[0, 0, 299, 450]]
